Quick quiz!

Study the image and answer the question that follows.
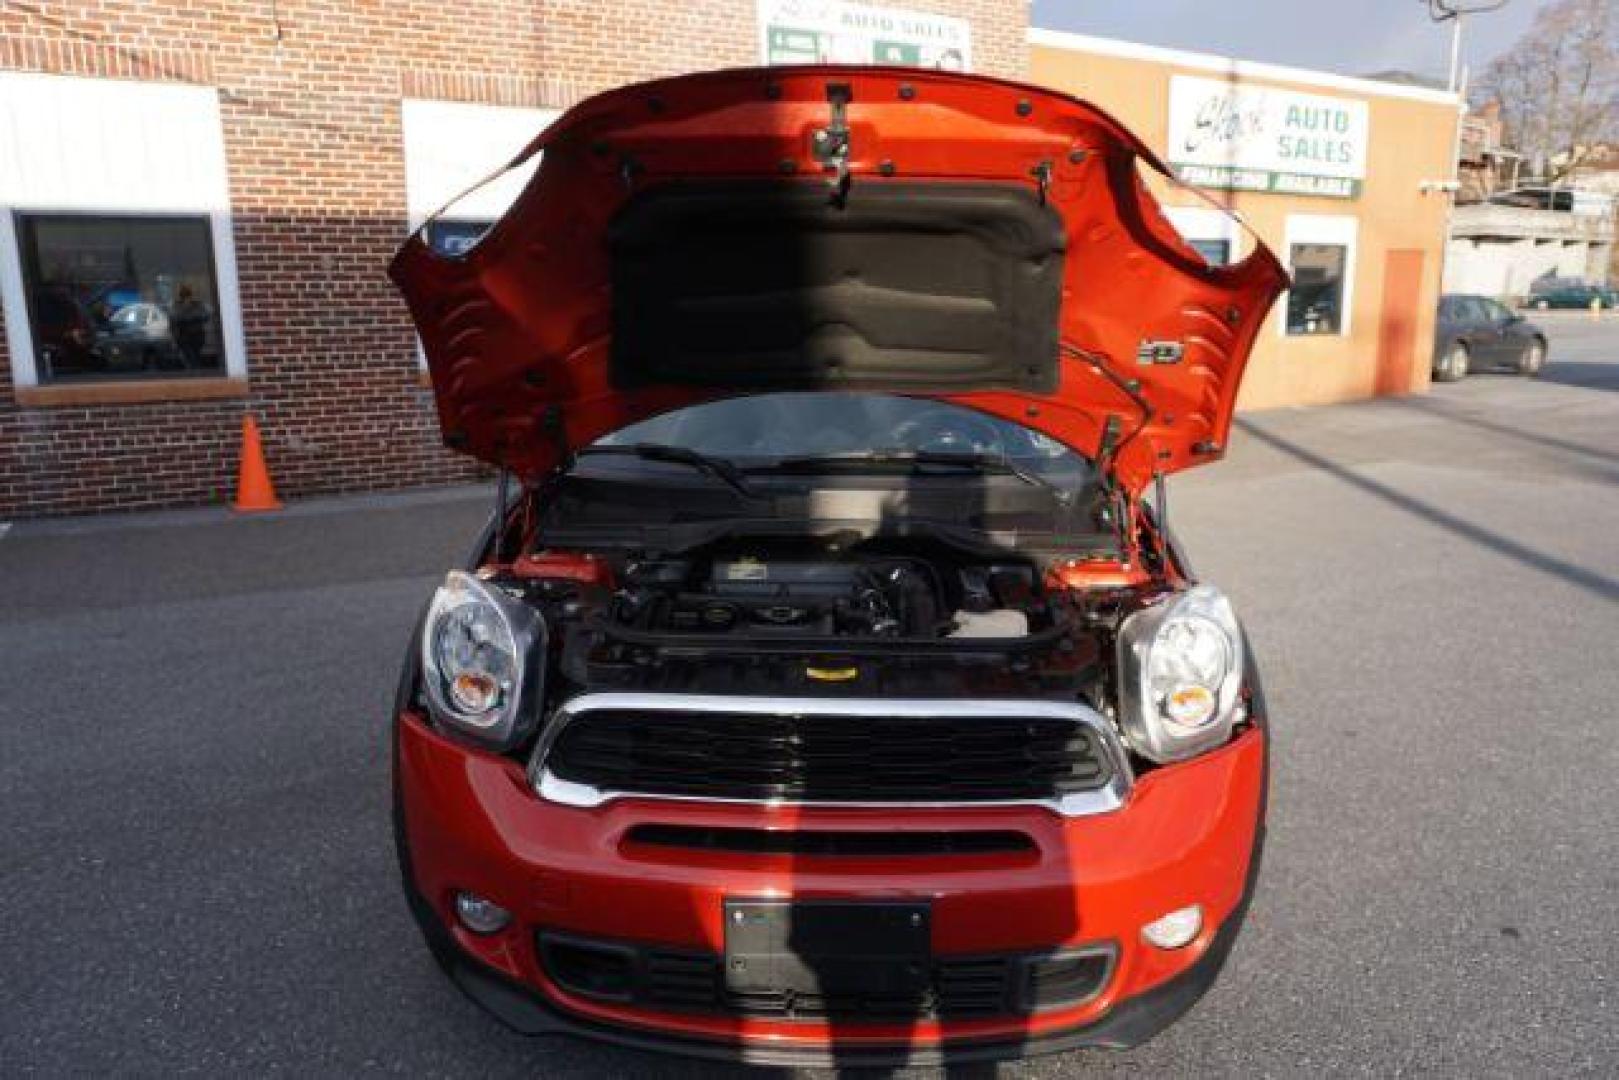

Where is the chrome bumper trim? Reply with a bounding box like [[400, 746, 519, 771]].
[[527, 692, 1133, 819]]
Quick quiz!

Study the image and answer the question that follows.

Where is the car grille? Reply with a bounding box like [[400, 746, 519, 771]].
[[537, 931, 1115, 1020], [541, 700, 1117, 804]]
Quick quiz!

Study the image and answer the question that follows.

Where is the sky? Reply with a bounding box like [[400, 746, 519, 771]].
[[1029, 0, 1548, 87]]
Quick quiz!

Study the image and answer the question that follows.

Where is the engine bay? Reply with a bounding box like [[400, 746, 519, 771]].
[[498, 530, 1142, 706], [610, 540, 1047, 642]]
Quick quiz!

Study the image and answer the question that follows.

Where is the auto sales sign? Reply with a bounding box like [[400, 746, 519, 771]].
[[1166, 75, 1368, 199], [758, 0, 971, 70]]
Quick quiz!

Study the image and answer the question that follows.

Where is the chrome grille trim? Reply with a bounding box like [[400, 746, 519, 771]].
[[527, 692, 1133, 818]]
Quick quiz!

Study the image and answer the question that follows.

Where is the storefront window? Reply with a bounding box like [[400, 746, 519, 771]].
[[1286, 243, 1347, 335], [16, 213, 225, 382]]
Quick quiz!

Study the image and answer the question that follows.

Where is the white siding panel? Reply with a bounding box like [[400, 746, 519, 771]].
[[400, 98, 558, 225], [0, 73, 229, 213]]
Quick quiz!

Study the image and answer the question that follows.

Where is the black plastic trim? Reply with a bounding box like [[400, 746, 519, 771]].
[[528, 924, 1115, 1022], [624, 823, 1036, 858]]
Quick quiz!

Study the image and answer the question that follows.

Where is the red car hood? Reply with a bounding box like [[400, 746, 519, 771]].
[[391, 66, 1286, 492]]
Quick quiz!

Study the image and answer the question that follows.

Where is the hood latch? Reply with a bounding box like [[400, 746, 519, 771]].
[[812, 81, 853, 205]]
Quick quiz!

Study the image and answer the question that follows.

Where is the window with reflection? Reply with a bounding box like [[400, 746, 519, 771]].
[[17, 214, 225, 382], [1285, 243, 1347, 336], [1187, 237, 1231, 267], [424, 218, 495, 256]]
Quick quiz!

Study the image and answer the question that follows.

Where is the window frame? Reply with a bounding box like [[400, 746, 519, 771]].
[[10, 210, 234, 385], [1162, 204, 1244, 268], [0, 74, 248, 395], [1279, 213, 1358, 339]]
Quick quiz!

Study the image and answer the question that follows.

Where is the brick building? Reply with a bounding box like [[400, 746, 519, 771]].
[[0, 1, 1027, 517]]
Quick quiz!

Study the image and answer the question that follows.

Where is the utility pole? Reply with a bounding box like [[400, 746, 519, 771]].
[[1424, 0, 1512, 189], [1423, 0, 1509, 308], [1447, 11, 1465, 91], [1424, 0, 1509, 92]]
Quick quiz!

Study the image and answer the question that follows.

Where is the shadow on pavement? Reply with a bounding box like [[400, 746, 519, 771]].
[[1232, 418, 1619, 606], [1534, 360, 1619, 393], [1384, 395, 1619, 470]]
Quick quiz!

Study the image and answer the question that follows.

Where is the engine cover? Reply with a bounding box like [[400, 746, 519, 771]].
[[708, 558, 861, 596]]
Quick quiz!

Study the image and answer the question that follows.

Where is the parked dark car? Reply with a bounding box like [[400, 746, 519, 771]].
[[1525, 282, 1617, 310], [1434, 294, 1547, 382]]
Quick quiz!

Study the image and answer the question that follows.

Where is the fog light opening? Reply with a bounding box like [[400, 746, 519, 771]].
[[1142, 904, 1203, 950], [454, 891, 512, 935]]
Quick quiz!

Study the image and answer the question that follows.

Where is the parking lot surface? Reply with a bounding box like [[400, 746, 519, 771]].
[[3, 318, 1617, 1076]]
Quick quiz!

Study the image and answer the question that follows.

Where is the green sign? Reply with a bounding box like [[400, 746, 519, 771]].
[[873, 39, 922, 65], [767, 26, 823, 64], [759, 0, 972, 70], [1174, 164, 1362, 200]]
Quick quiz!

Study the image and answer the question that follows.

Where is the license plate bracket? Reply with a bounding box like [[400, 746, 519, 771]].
[[723, 900, 932, 996]]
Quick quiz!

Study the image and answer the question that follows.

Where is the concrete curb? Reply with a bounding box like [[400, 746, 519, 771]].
[[2, 482, 493, 539]]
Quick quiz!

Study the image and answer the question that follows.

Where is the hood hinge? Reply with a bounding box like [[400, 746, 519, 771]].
[[540, 404, 572, 472], [1030, 159, 1053, 205]]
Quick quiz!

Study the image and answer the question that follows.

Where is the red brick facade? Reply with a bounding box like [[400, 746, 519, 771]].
[[0, 1, 1027, 517]]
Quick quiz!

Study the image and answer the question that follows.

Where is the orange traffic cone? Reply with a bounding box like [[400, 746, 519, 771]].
[[232, 413, 283, 512]]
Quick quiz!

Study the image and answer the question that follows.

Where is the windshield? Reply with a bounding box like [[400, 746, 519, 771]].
[[597, 393, 1093, 487]]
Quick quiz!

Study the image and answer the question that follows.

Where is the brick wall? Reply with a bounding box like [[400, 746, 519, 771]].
[[0, 1, 1027, 518]]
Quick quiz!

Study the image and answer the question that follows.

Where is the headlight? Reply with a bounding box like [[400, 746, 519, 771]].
[[1116, 585, 1244, 763], [419, 570, 546, 749]]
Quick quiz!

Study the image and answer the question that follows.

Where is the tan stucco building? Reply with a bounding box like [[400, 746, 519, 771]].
[[1031, 29, 1462, 410]]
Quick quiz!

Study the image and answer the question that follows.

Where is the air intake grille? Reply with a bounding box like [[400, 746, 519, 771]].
[[537, 932, 1114, 1020], [544, 708, 1113, 803]]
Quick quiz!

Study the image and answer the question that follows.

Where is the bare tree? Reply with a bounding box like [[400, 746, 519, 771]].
[[1475, 0, 1619, 182]]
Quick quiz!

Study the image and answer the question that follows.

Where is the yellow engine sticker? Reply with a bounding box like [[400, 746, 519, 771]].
[[805, 665, 859, 682]]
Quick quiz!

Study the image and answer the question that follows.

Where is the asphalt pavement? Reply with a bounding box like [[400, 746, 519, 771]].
[[3, 317, 1617, 1076]]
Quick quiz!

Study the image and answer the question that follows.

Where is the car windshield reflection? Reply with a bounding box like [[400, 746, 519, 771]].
[[597, 392, 1092, 488]]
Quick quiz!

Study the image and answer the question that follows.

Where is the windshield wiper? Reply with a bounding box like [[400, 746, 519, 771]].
[[574, 443, 754, 498], [758, 449, 1071, 503]]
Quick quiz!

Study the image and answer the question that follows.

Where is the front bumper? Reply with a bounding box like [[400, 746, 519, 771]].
[[393, 699, 1267, 1067]]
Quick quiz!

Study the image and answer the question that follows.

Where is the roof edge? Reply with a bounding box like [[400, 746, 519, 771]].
[[1028, 26, 1462, 108]]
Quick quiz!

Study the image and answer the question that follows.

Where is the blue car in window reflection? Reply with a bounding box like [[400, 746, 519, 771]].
[[95, 302, 179, 370]]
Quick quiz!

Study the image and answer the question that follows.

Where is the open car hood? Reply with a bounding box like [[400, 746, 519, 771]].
[[391, 66, 1287, 492]]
